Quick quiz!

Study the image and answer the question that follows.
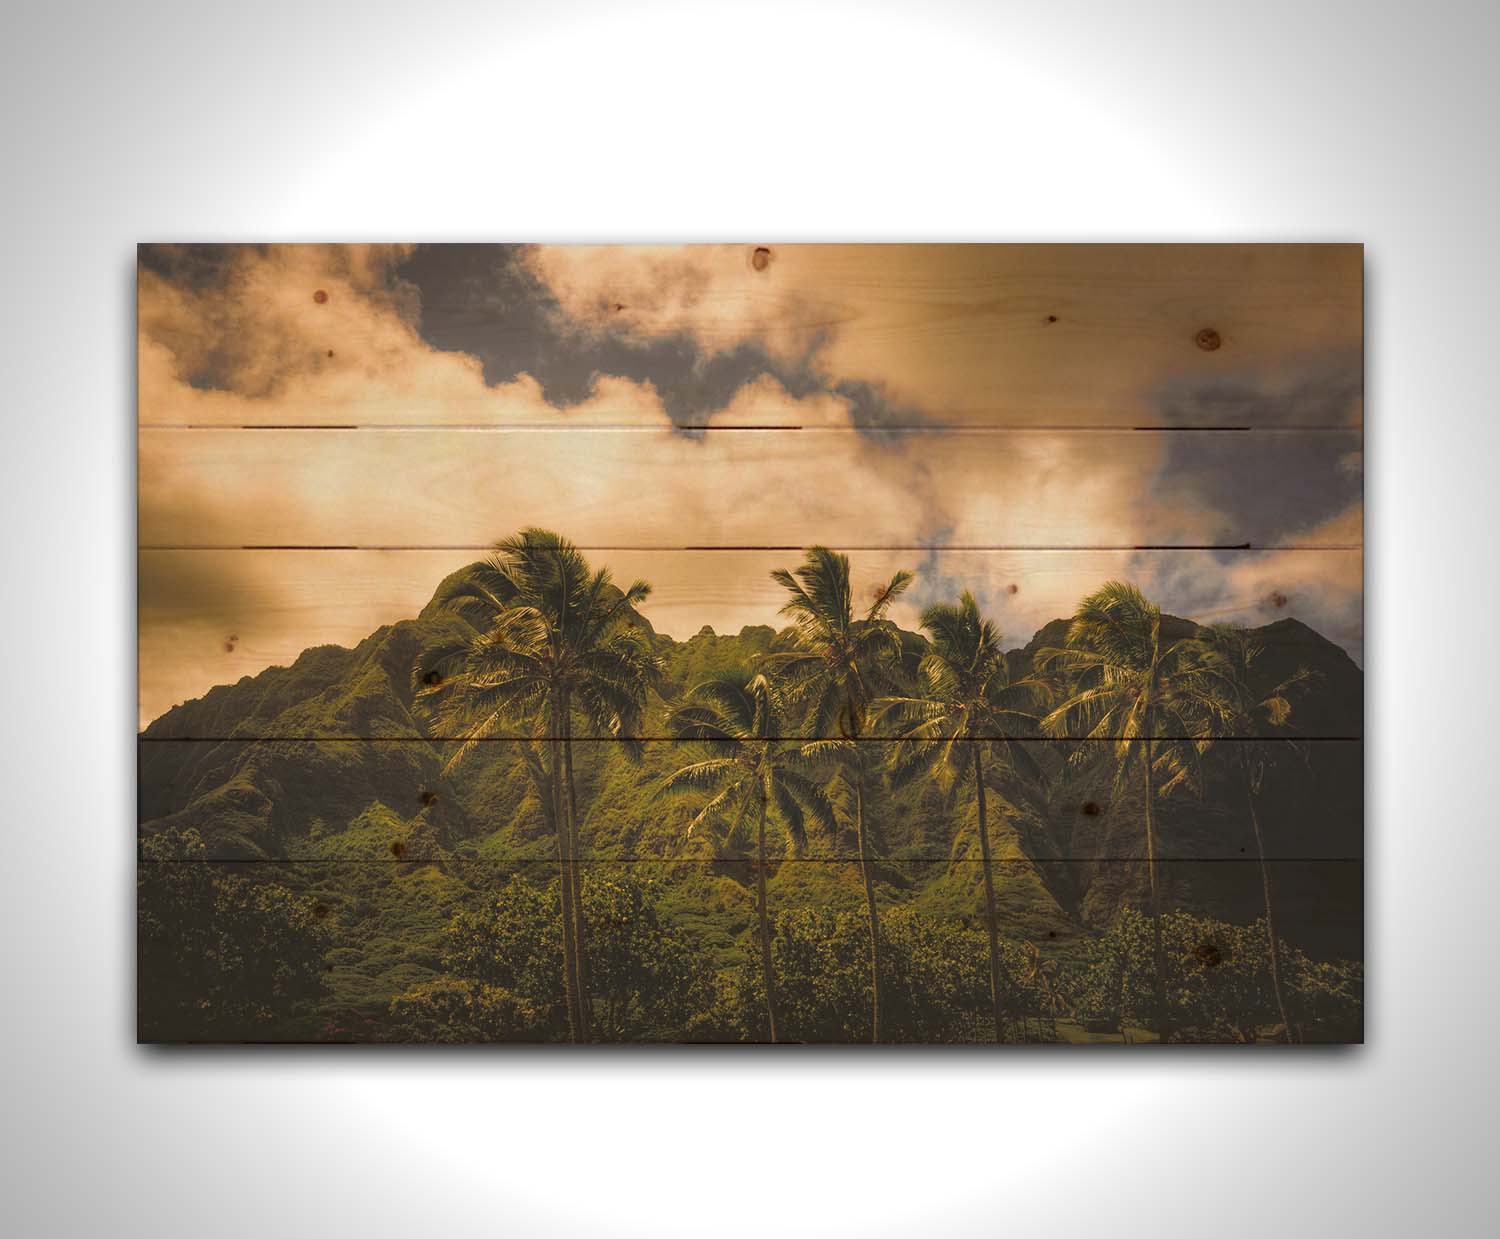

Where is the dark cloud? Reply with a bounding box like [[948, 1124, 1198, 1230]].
[[831, 379, 929, 430], [138, 243, 241, 290], [1155, 352, 1362, 429], [396, 244, 920, 428], [1127, 546, 1364, 664], [1159, 429, 1361, 551], [1151, 358, 1363, 552]]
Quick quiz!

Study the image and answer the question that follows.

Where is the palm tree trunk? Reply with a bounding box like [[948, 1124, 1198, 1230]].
[[563, 723, 594, 1035], [1142, 735, 1168, 1039], [756, 787, 778, 1043], [854, 774, 883, 1043], [972, 745, 1006, 1043], [549, 704, 583, 1042], [1241, 749, 1293, 1043]]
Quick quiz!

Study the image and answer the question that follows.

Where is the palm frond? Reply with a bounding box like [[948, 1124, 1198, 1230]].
[[865, 568, 913, 622]]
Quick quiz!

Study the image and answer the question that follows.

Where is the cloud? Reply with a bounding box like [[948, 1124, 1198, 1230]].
[[138, 247, 1189, 555], [702, 373, 851, 427], [137, 244, 1364, 724], [136, 246, 889, 719], [1125, 508, 1364, 664], [140, 244, 678, 428], [524, 244, 1364, 427], [526, 244, 827, 365], [140, 245, 425, 398]]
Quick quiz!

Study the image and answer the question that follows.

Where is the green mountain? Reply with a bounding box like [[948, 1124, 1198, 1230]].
[[138, 566, 1362, 1037]]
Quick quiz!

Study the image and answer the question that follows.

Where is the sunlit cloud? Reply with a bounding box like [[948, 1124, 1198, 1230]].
[[137, 244, 1363, 727]]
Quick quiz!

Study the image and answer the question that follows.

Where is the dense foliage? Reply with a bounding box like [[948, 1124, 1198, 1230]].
[[138, 532, 1365, 1043], [401, 872, 708, 1042], [1068, 908, 1363, 1043], [138, 829, 329, 1040]]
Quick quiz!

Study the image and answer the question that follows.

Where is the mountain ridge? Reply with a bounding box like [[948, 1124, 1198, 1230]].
[[138, 565, 1363, 960]]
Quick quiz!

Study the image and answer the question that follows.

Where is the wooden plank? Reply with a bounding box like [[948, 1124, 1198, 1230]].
[[138, 427, 1361, 549], [140, 244, 1362, 428], [138, 737, 1363, 863], [137, 857, 1362, 1043], [137, 243, 1364, 1048], [139, 547, 1363, 735]]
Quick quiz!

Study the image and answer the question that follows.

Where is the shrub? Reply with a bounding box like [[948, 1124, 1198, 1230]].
[[138, 828, 329, 1040], [1070, 907, 1363, 1041], [403, 870, 710, 1041], [711, 905, 1054, 1043], [386, 977, 540, 1042]]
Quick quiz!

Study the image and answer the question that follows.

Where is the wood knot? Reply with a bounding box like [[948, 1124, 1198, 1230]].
[[390, 840, 407, 859], [1195, 327, 1221, 351], [1006, 583, 1019, 595], [223, 633, 238, 653], [1045, 314, 1058, 324], [1081, 801, 1103, 817], [313, 289, 328, 304], [1194, 942, 1222, 968], [751, 246, 772, 272]]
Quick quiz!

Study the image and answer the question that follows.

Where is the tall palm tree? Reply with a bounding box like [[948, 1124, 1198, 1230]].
[[1035, 581, 1195, 1038], [1177, 625, 1318, 1043], [658, 669, 836, 1042], [770, 546, 913, 1043], [876, 591, 1049, 1043], [418, 528, 661, 1042]]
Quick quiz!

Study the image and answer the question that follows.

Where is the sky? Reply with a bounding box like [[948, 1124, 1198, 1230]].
[[137, 243, 1363, 728]]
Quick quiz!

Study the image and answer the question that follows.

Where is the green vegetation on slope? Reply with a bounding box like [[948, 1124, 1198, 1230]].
[[139, 540, 1363, 1043]]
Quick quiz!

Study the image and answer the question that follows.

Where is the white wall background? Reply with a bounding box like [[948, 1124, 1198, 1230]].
[[1, 1, 1494, 1234]]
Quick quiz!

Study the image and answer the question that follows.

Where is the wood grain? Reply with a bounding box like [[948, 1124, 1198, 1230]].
[[138, 547, 1363, 736], [136, 244, 1365, 1045], [138, 737, 1363, 862], [139, 427, 1361, 549], [136, 857, 1364, 1045], [141, 244, 1361, 428]]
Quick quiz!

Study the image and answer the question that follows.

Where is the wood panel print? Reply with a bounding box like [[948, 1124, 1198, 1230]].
[[137, 244, 1363, 1044]]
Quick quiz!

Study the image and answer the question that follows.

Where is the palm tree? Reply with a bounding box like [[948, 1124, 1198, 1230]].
[[1035, 581, 1196, 1038], [875, 591, 1048, 1042], [1177, 625, 1318, 1043], [658, 669, 836, 1042], [418, 528, 661, 1042], [770, 546, 913, 1043]]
